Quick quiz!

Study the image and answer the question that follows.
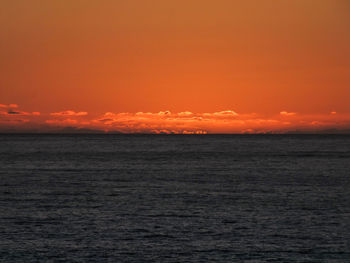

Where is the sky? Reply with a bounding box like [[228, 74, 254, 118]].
[[1, 0, 350, 133]]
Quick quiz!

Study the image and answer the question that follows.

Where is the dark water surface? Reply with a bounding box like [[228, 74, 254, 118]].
[[0, 134, 350, 262]]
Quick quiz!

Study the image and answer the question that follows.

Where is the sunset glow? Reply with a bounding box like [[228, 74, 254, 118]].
[[1, 1, 349, 133], [1, 104, 350, 134]]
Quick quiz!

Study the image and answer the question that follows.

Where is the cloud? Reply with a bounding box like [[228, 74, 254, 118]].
[[213, 110, 238, 116], [150, 129, 207, 134], [45, 119, 78, 125], [0, 104, 19, 108], [90, 110, 262, 134], [0, 118, 29, 124], [87, 110, 350, 134], [311, 121, 324, 125], [158, 111, 171, 116], [178, 111, 193, 116], [203, 110, 238, 118], [0, 104, 39, 116], [135, 112, 153, 116], [50, 110, 88, 116], [0, 110, 40, 116], [182, 130, 207, 134], [2, 108, 350, 134], [7, 111, 21, 115], [280, 111, 297, 116]]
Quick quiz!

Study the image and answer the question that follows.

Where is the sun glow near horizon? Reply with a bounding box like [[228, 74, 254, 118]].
[[1, 1, 350, 133], [1, 104, 350, 134]]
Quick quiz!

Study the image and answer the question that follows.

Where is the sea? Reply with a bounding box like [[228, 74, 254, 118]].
[[0, 134, 349, 262]]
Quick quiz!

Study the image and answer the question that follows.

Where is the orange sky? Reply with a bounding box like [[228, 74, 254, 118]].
[[1, 1, 350, 133]]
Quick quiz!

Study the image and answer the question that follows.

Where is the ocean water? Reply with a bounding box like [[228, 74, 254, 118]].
[[0, 134, 349, 262]]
